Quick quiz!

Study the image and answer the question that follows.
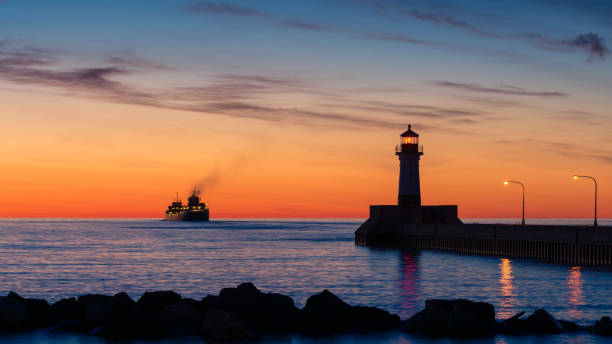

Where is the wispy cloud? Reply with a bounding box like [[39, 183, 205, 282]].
[[281, 20, 334, 32], [381, 6, 610, 60], [0, 41, 509, 133], [184, 1, 334, 33], [106, 56, 175, 70], [185, 1, 269, 17], [360, 32, 430, 45], [497, 138, 612, 164], [431, 81, 567, 97], [409, 10, 501, 38], [0, 43, 409, 130], [562, 33, 608, 60], [184, 2, 439, 46]]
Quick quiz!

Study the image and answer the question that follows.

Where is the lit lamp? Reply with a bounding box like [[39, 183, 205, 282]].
[[504, 180, 525, 226], [573, 175, 598, 227]]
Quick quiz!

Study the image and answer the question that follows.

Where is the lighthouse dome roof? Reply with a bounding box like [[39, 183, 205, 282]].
[[400, 124, 419, 137]]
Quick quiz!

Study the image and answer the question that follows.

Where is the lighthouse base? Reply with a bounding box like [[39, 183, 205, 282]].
[[355, 204, 461, 246]]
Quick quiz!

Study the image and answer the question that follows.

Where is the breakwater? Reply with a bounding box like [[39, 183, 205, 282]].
[[2, 283, 612, 341], [355, 208, 612, 266]]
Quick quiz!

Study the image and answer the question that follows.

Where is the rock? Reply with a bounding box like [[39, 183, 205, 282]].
[[95, 292, 136, 338], [298, 289, 354, 334], [353, 306, 400, 332], [448, 299, 496, 337], [155, 299, 203, 337], [400, 299, 495, 338], [121, 311, 164, 340], [137, 291, 181, 313], [0, 296, 28, 332], [217, 282, 262, 319], [7, 292, 49, 328], [559, 319, 581, 331], [247, 292, 298, 332], [120, 297, 202, 339], [591, 316, 612, 336], [525, 309, 562, 334], [498, 311, 528, 334], [202, 309, 252, 341], [77, 294, 113, 330], [200, 294, 223, 314], [47, 297, 81, 327]]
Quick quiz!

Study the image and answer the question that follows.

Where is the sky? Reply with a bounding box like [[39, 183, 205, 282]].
[[1, 0, 612, 218]]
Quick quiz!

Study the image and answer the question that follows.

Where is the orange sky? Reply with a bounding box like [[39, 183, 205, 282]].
[[1, 88, 611, 219]]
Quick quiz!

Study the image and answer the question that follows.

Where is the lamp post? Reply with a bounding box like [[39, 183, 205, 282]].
[[573, 175, 598, 227], [504, 180, 525, 226]]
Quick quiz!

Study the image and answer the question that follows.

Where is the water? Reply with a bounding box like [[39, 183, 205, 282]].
[[1, 218, 611, 343]]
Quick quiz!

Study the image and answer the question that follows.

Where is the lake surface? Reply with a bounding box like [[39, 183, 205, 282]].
[[1, 218, 611, 343]]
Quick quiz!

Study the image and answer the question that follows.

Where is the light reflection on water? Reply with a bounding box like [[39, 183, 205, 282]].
[[568, 266, 585, 319], [0, 219, 611, 343], [498, 258, 515, 319]]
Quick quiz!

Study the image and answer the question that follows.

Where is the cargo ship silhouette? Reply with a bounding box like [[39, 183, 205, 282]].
[[165, 189, 210, 221]]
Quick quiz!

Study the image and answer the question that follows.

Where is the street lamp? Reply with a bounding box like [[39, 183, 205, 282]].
[[573, 175, 598, 227], [504, 180, 525, 226]]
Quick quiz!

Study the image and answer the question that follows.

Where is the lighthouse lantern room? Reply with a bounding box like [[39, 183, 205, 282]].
[[396, 124, 423, 206]]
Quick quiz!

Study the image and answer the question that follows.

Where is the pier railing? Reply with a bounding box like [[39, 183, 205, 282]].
[[398, 223, 612, 266]]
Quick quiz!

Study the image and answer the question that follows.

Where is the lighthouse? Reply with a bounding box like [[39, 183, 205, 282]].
[[396, 125, 423, 206]]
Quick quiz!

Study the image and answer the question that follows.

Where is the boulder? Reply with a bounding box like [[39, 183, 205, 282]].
[[400, 299, 495, 338], [353, 306, 400, 332], [200, 294, 223, 314], [591, 316, 612, 336], [448, 299, 496, 337], [154, 299, 203, 337], [298, 289, 354, 334], [202, 309, 252, 341], [525, 309, 562, 334], [559, 319, 581, 331], [247, 292, 298, 332], [217, 282, 262, 319], [0, 296, 28, 332], [47, 297, 81, 327], [498, 311, 528, 334], [121, 311, 164, 340], [76, 294, 113, 330], [95, 292, 137, 338], [136, 291, 181, 313], [7, 292, 49, 328]]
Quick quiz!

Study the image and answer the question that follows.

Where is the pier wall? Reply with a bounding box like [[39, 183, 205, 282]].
[[356, 221, 612, 266]]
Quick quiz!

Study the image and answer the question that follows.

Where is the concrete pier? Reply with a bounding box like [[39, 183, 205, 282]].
[[356, 219, 612, 266]]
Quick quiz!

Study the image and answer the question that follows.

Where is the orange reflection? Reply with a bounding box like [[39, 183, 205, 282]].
[[567, 266, 584, 319], [399, 251, 420, 319], [498, 258, 515, 318]]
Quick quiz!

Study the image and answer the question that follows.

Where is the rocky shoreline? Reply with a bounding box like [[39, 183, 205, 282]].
[[0, 283, 611, 341]]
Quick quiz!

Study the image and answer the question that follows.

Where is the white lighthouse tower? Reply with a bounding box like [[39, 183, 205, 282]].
[[396, 125, 423, 206]]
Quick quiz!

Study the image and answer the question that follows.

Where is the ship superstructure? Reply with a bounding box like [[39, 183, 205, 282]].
[[165, 189, 210, 221]]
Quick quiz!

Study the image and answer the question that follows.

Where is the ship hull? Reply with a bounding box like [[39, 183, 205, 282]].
[[165, 211, 209, 222]]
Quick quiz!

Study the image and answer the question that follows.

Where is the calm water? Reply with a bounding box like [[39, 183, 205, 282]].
[[1, 218, 611, 343]]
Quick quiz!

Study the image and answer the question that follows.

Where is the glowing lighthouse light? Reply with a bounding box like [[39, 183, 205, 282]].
[[402, 136, 418, 145]]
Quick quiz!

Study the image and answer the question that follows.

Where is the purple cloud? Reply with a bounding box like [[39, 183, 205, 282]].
[[185, 1, 269, 17], [431, 81, 567, 97]]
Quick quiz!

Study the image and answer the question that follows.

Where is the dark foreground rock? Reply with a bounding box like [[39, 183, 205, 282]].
[[299, 289, 400, 334], [0, 284, 399, 340], [591, 316, 612, 336], [400, 299, 496, 338], [202, 309, 252, 340], [2, 288, 606, 341], [0, 292, 51, 332]]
